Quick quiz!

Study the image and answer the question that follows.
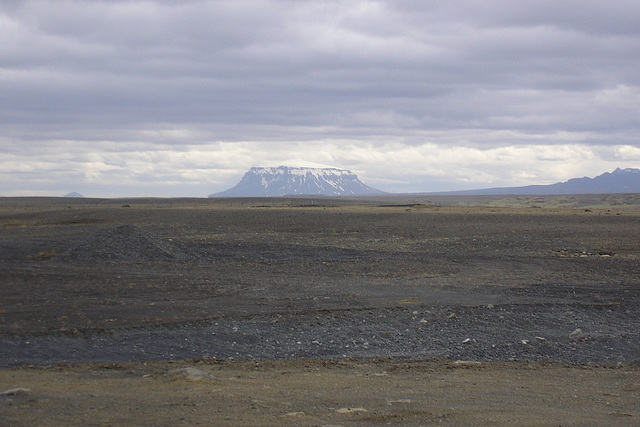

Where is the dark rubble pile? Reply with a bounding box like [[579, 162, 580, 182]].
[[60, 225, 197, 263]]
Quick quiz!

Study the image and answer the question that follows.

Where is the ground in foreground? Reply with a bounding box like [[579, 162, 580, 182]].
[[2, 359, 639, 426]]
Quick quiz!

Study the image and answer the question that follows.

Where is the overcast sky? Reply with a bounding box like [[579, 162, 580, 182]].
[[2, 0, 640, 197]]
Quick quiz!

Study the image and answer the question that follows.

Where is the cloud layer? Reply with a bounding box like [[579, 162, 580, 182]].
[[2, 0, 640, 196]]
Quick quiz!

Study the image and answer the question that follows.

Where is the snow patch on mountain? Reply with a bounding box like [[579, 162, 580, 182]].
[[210, 166, 385, 197]]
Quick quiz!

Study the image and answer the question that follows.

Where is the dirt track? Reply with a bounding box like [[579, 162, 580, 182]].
[[1, 195, 639, 425]]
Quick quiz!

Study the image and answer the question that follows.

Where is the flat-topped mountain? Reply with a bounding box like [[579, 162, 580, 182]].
[[210, 166, 385, 197]]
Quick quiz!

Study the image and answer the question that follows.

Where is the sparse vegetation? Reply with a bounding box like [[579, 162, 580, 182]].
[[36, 250, 56, 259]]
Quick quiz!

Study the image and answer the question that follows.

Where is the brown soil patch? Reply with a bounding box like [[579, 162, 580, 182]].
[[2, 359, 639, 426]]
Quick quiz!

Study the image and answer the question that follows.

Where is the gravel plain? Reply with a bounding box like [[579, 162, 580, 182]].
[[1, 195, 639, 425]]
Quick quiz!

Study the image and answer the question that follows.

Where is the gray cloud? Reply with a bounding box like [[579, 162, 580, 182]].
[[1, 0, 640, 196]]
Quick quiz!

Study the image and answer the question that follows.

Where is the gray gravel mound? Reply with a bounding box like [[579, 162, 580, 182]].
[[60, 225, 196, 263]]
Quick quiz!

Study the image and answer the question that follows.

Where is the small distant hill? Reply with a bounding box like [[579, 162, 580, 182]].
[[210, 166, 385, 197], [434, 168, 640, 196], [64, 192, 84, 198]]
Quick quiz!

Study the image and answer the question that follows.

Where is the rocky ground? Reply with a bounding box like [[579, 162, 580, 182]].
[[1, 195, 639, 425]]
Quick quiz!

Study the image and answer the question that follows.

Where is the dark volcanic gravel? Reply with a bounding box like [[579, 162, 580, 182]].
[[1, 303, 638, 368], [1, 197, 640, 368]]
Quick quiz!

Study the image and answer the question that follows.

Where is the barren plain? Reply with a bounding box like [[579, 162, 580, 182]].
[[1, 195, 639, 425]]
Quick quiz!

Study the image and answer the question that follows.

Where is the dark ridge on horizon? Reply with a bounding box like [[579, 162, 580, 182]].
[[417, 168, 640, 196]]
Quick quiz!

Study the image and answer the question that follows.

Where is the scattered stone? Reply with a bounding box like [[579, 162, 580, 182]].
[[251, 398, 269, 408], [448, 313, 457, 320], [282, 411, 305, 417], [486, 304, 495, 309], [419, 318, 428, 324], [521, 340, 529, 345], [461, 338, 472, 344], [0, 388, 30, 396], [167, 367, 212, 381], [336, 407, 368, 414], [536, 336, 546, 342], [569, 328, 586, 341]]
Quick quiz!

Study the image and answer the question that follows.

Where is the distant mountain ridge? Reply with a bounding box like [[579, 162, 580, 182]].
[[64, 192, 84, 198], [210, 166, 385, 197], [435, 168, 640, 196]]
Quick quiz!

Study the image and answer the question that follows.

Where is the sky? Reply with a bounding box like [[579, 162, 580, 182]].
[[2, 0, 640, 197]]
